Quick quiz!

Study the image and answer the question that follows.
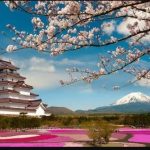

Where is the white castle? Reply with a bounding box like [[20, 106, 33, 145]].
[[0, 58, 50, 117]]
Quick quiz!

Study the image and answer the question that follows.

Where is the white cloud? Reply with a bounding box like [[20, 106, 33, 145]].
[[8, 56, 84, 68], [58, 58, 84, 65], [2, 56, 95, 90], [117, 17, 150, 43], [117, 18, 145, 35], [136, 78, 150, 87], [3, 57, 67, 89], [22, 71, 66, 89], [29, 57, 55, 73], [101, 21, 116, 35]]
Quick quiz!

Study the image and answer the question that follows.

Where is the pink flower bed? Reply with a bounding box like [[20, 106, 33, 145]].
[[34, 136, 73, 143], [0, 132, 34, 137], [0, 128, 89, 147], [118, 128, 150, 144], [119, 129, 150, 135], [111, 133, 127, 140], [129, 134, 150, 143], [0, 134, 57, 143], [118, 127, 134, 131], [47, 129, 88, 134], [122, 131, 150, 135], [0, 142, 65, 147]]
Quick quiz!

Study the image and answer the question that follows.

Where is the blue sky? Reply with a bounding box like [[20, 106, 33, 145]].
[[0, 3, 150, 111]]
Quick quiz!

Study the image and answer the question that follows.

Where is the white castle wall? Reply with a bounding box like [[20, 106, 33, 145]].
[[0, 85, 32, 97], [36, 105, 45, 116], [0, 109, 37, 116], [0, 109, 20, 115], [0, 85, 13, 90], [0, 106, 47, 117], [15, 88, 30, 96]]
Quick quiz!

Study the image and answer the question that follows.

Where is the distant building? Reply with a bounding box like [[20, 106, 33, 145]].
[[0, 58, 50, 117]]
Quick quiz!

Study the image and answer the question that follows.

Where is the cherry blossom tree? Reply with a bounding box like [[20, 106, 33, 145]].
[[2, 1, 150, 88]]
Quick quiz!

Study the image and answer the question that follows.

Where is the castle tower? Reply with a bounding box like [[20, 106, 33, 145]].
[[0, 59, 49, 117]]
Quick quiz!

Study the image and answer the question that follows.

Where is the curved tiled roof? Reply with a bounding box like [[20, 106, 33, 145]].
[[30, 93, 39, 96], [0, 59, 19, 70], [0, 89, 19, 94], [0, 98, 42, 104], [0, 73, 26, 79], [0, 98, 46, 110], [15, 84, 33, 89], [0, 72, 26, 79], [0, 106, 36, 111]]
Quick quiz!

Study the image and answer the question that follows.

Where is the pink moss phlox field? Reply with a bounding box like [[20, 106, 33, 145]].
[[128, 134, 150, 143], [118, 128, 150, 132], [47, 129, 88, 134], [34, 136, 73, 143], [111, 133, 127, 140], [0, 142, 65, 147], [0, 132, 35, 137], [0, 128, 89, 147], [118, 127, 134, 131], [0, 134, 57, 143], [118, 128, 150, 144], [119, 129, 150, 135]]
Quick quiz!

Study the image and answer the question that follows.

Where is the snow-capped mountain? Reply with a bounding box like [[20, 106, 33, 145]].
[[76, 92, 150, 114], [112, 92, 150, 106]]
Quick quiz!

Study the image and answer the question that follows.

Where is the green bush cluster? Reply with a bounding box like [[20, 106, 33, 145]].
[[0, 115, 41, 129], [123, 113, 150, 127]]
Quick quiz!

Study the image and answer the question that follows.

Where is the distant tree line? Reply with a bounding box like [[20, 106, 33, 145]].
[[1, 113, 150, 130], [123, 113, 150, 127]]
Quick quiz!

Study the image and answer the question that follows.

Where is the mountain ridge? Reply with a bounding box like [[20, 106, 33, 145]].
[[112, 92, 150, 106], [46, 106, 75, 115], [76, 92, 150, 114]]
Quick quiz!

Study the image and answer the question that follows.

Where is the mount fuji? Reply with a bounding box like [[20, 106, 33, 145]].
[[76, 92, 150, 114], [112, 92, 150, 106]]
